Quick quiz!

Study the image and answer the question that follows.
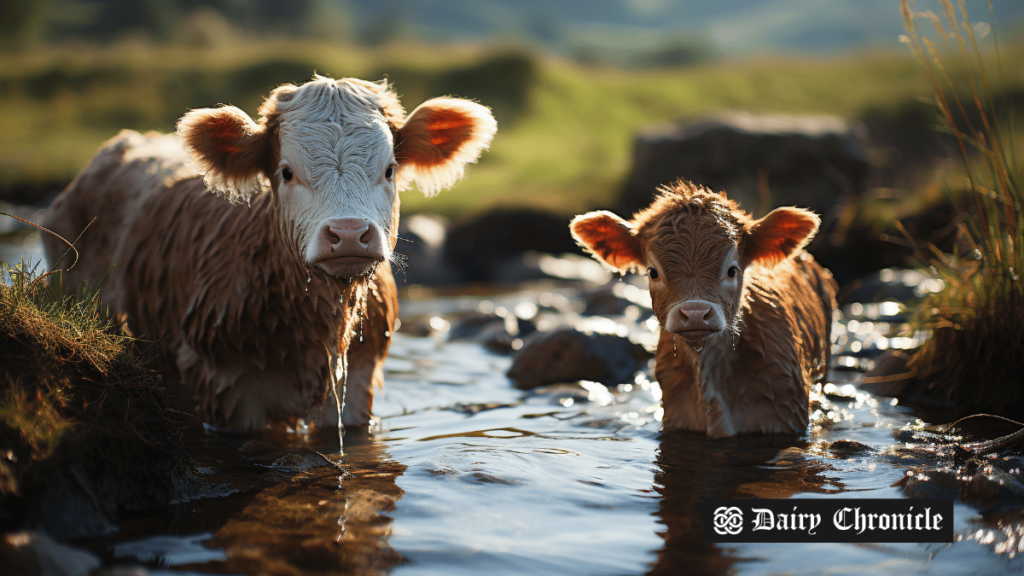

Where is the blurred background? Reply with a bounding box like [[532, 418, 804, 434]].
[[2, 0, 1023, 286]]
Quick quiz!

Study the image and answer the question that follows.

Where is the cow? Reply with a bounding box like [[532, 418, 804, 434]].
[[42, 75, 496, 433], [570, 181, 837, 438]]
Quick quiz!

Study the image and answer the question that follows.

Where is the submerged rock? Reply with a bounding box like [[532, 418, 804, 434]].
[[506, 328, 652, 389]]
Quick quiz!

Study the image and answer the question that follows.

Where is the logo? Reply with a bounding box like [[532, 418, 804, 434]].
[[713, 506, 744, 535], [704, 499, 953, 543]]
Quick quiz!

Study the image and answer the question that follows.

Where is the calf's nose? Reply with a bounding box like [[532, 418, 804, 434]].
[[678, 301, 714, 330]]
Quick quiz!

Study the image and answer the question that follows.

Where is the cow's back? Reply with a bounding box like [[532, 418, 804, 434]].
[[43, 130, 202, 294], [730, 251, 837, 433]]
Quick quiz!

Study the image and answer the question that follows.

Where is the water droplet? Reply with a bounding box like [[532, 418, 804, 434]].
[[1016, 202, 1021, 211], [384, 330, 390, 338], [672, 338, 677, 358], [307, 273, 312, 284], [973, 249, 983, 260]]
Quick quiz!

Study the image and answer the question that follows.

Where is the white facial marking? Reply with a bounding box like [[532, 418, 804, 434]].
[[271, 78, 398, 270]]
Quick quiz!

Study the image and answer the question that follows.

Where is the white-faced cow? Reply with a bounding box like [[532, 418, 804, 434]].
[[43, 76, 496, 432], [571, 181, 837, 438]]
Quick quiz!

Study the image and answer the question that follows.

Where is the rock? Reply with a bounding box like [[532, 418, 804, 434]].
[[444, 208, 582, 283], [0, 531, 101, 576], [506, 328, 653, 390], [393, 213, 458, 286], [448, 310, 536, 354], [616, 112, 871, 221], [827, 440, 873, 458]]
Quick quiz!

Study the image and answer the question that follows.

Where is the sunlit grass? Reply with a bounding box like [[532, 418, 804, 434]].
[[897, 0, 1024, 412], [3, 39, 1024, 217]]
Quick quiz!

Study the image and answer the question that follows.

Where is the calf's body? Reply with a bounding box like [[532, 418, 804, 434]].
[[44, 76, 494, 431], [571, 181, 836, 438]]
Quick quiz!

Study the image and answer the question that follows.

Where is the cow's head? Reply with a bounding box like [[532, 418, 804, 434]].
[[570, 182, 819, 346], [176, 75, 496, 279]]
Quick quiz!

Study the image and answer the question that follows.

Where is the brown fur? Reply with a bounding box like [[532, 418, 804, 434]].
[[43, 130, 382, 430], [571, 181, 837, 438], [43, 77, 495, 432]]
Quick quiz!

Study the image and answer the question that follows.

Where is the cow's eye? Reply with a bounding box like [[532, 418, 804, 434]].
[[385, 165, 395, 180], [282, 167, 294, 182], [727, 265, 739, 279], [647, 267, 659, 280]]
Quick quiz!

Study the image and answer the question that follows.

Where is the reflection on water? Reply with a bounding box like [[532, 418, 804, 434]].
[[3, 234, 1023, 574]]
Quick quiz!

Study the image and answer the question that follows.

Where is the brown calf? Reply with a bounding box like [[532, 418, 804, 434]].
[[43, 76, 496, 432], [571, 181, 836, 438]]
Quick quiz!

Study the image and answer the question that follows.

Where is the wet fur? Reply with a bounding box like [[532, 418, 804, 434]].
[[43, 76, 494, 431], [572, 182, 837, 438]]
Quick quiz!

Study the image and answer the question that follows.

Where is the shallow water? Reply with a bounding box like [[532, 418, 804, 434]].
[[4, 236, 1022, 575]]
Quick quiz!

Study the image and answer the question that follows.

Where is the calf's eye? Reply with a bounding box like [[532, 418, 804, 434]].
[[647, 267, 659, 280], [727, 265, 739, 279], [385, 166, 395, 180], [282, 167, 293, 182]]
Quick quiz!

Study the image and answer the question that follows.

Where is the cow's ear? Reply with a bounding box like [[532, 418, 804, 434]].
[[570, 210, 644, 273], [395, 98, 497, 196], [740, 207, 820, 268], [176, 106, 271, 204]]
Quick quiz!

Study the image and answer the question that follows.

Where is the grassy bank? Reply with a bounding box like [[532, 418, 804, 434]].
[[3, 39, 1024, 217], [0, 260, 193, 538]]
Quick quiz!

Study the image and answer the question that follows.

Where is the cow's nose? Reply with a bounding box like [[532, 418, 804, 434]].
[[326, 219, 372, 249]]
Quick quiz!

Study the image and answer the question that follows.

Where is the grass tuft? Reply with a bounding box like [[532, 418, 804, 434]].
[[896, 0, 1024, 415], [0, 258, 193, 537]]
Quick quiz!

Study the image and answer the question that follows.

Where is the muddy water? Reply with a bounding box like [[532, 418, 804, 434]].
[[4, 233, 1022, 575]]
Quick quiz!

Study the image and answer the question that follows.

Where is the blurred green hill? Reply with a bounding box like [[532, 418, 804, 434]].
[[2, 0, 1024, 216], [2, 39, 1023, 216]]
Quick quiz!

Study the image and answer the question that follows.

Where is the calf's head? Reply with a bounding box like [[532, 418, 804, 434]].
[[571, 182, 819, 345], [176, 75, 496, 279]]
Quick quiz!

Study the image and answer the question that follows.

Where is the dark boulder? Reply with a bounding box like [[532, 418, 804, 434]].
[[393, 213, 459, 286], [448, 310, 537, 354], [506, 328, 652, 390], [615, 112, 871, 221], [444, 208, 582, 284]]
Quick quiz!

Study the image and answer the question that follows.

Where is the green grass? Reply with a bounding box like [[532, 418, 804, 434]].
[[2, 39, 1024, 218], [890, 0, 1024, 416]]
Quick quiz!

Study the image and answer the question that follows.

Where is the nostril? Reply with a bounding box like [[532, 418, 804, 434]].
[[326, 226, 341, 244], [358, 228, 372, 247], [701, 308, 712, 322]]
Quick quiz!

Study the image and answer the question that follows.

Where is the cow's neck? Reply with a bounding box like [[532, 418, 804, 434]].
[[221, 193, 365, 352]]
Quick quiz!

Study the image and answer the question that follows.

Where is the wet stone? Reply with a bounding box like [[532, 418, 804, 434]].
[[827, 439, 873, 457], [506, 328, 653, 390]]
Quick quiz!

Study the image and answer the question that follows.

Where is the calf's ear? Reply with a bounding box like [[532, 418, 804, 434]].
[[176, 106, 270, 205], [570, 211, 644, 273], [395, 98, 497, 196], [740, 207, 820, 268]]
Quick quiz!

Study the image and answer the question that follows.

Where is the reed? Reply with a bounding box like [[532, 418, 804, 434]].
[[897, 0, 1024, 414]]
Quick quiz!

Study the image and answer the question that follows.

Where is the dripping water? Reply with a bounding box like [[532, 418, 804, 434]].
[[672, 337, 677, 358], [328, 348, 347, 456], [306, 271, 311, 292]]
